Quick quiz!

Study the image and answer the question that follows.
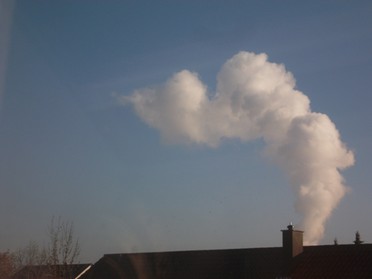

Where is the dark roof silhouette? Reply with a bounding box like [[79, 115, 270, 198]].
[[80, 247, 286, 279], [290, 244, 372, 278], [79, 226, 372, 279]]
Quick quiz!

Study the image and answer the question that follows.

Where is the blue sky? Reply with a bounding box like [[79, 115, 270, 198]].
[[1, 1, 372, 262]]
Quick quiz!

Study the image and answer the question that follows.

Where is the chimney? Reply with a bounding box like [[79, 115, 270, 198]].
[[354, 231, 364, 245], [282, 223, 303, 258]]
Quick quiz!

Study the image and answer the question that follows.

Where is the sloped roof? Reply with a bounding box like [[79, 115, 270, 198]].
[[81, 247, 286, 279], [11, 263, 91, 279], [80, 244, 372, 279], [289, 244, 372, 279]]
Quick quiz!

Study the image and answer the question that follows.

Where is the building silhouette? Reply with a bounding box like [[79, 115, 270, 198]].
[[79, 225, 372, 279]]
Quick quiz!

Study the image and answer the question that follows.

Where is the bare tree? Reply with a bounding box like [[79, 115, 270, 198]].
[[12, 241, 47, 269], [46, 217, 80, 278], [11, 241, 47, 278], [10, 217, 80, 279], [47, 216, 80, 265]]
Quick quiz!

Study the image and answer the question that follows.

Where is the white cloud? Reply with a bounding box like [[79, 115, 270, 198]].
[[120, 51, 354, 244]]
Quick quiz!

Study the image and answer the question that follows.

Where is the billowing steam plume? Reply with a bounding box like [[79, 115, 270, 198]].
[[120, 51, 354, 244]]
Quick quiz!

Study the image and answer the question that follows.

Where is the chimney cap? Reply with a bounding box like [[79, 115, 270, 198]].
[[354, 231, 364, 245], [287, 222, 294, 230]]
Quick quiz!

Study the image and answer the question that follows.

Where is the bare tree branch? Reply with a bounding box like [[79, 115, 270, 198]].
[[9, 217, 80, 278], [47, 216, 80, 265]]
